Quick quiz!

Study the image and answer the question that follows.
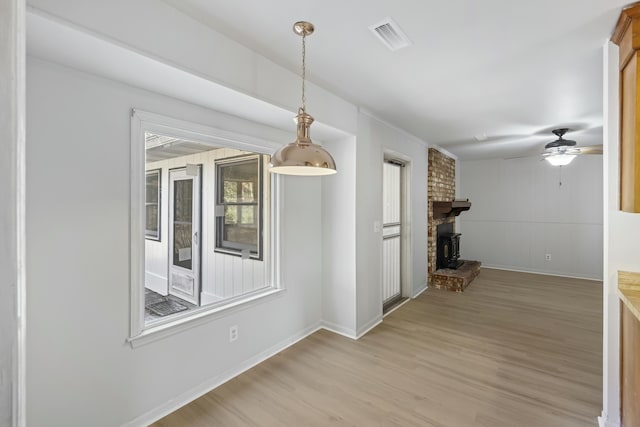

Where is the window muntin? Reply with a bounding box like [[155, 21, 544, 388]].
[[145, 169, 161, 240], [215, 155, 262, 259]]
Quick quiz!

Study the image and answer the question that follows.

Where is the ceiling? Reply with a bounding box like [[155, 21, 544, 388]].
[[162, 0, 628, 160], [145, 134, 222, 162]]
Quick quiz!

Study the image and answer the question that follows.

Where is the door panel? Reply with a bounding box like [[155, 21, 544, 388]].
[[168, 166, 201, 305], [383, 162, 402, 305]]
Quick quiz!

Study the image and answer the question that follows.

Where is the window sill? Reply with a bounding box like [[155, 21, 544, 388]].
[[128, 287, 284, 348], [214, 248, 262, 261]]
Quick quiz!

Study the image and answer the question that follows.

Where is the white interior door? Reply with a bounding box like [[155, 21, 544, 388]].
[[168, 165, 201, 305], [382, 161, 402, 306]]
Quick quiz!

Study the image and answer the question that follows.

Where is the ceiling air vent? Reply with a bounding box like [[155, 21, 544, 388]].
[[369, 17, 412, 51]]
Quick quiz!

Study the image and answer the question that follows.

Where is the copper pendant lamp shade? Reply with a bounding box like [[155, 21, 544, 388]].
[[269, 21, 337, 176], [270, 109, 336, 176]]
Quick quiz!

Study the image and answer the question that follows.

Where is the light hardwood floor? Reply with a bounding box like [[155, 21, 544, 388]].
[[153, 268, 602, 427]]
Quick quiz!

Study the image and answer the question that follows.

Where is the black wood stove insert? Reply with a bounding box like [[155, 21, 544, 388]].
[[437, 222, 463, 270]]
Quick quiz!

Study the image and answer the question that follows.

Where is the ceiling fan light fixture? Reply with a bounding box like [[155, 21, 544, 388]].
[[545, 153, 576, 166], [269, 21, 337, 176]]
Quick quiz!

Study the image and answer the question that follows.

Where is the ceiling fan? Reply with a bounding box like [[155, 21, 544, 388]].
[[541, 128, 602, 166]]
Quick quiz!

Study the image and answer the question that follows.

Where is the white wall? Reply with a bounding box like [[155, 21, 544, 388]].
[[322, 137, 358, 336], [459, 156, 603, 280], [1, 0, 25, 425], [356, 112, 429, 335], [26, 58, 323, 427]]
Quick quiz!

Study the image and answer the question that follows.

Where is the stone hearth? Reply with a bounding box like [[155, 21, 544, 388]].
[[431, 260, 481, 292]]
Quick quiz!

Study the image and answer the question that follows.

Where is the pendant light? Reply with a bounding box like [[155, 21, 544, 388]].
[[269, 21, 337, 176]]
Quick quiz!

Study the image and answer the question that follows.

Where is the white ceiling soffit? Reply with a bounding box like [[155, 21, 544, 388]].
[[25, 8, 350, 145], [162, 0, 627, 160]]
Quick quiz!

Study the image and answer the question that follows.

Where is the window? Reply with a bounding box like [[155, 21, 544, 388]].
[[145, 169, 161, 240], [215, 155, 262, 259], [130, 110, 281, 345]]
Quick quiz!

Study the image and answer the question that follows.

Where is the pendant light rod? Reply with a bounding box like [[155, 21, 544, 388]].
[[294, 21, 313, 112], [269, 21, 336, 176], [301, 30, 306, 111]]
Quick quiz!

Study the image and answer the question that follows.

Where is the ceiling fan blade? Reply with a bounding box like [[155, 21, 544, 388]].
[[545, 139, 577, 149], [576, 145, 603, 155], [503, 154, 537, 160]]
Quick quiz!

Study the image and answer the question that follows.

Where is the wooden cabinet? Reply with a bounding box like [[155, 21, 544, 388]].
[[619, 271, 640, 427], [613, 4, 640, 212], [621, 301, 640, 427]]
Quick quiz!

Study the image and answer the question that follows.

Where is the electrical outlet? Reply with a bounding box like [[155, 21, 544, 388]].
[[545, 254, 552, 261], [229, 325, 238, 342]]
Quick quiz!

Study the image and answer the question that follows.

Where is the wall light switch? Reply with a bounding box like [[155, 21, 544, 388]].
[[373, 221, 381, 233]]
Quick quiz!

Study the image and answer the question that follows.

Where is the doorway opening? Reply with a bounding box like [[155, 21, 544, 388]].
[[382, 158, 410, 314]]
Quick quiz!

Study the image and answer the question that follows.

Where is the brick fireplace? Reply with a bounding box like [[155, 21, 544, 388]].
[[427, 148, 456, 276], [428, 148, 480, 291]]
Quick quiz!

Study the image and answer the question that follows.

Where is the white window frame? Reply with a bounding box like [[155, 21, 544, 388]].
[[145, 168, 161, 240], [215, 154, 263, 260], [129, 109, 282, 347]]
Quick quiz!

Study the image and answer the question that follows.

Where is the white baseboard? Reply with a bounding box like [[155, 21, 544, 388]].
[[412, 283, 428, 298], [322, 315, 384, 340], [481, 264, 602, 282], [122, 321, 323, 427], [356, 316, 382, 338], [598, 411, 620, 427], [123, 315, 392, 425], [321, 320, 357, 339], [199, 291, 224, 306], [144, 271, 167, 295]]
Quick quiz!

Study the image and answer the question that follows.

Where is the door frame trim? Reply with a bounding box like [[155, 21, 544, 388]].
[[382, 152, 413, 305]]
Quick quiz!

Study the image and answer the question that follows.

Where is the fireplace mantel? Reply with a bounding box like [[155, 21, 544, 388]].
[[432, 199, 471, 219]]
